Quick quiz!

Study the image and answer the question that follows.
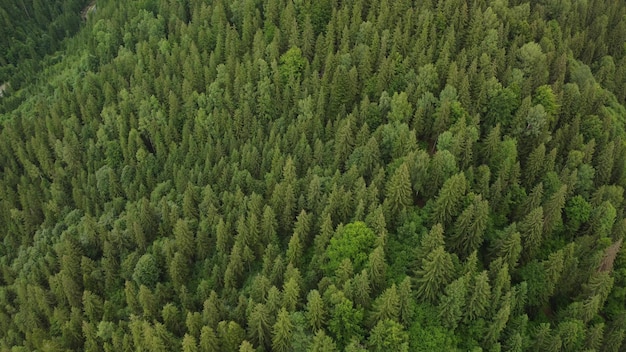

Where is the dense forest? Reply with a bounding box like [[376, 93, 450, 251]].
[[1, 0, 626, 350], [0, 0, 88, 91]]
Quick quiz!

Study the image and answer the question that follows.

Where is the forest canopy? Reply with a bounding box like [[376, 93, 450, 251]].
[[1, 0, 626, 351]]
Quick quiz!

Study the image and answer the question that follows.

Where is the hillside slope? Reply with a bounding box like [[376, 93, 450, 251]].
[[1, 0, 626, 351]]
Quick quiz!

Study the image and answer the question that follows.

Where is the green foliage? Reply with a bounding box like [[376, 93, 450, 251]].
[[323, 222, 377, 276], [409, 305, 459, 351], [432, 172, 467, 227], [279, 46, 306, 82], [415, 246, 456, 304], [368, 319, 409, 352], [132, 254, 160, 288], [564, 195, 592, 233], [272, 308, 293, 352], [328, 297, 364, 349], [3, 0, 626, 350]]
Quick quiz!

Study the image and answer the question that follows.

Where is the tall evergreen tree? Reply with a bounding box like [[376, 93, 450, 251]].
[[432, 172, 467, 227], [415, 246, 456, 304], [272, 308, 293, 352]]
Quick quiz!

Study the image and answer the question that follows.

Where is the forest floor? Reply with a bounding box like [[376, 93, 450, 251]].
[[81, 0, 97, 21], [0, 83, 7, 97]]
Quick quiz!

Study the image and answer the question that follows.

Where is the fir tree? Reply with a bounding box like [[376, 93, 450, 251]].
[[415, 246, 455, 304], [272, 308, 293, 352]]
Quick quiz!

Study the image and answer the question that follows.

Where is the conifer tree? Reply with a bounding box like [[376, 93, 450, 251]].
[[466, 271, 491, 322], [595, 141, 615, 186], [425, 150, 458, 198], [352, 270, 372, 308], [384, 163, 412, 217], [305, 290, 326, 332], [492, 227, 522, 270], [286, 232, 303, 267], [449, 194, 489, 258], [519, 207, 544, 261], [397, 276, 414, 326], [174, 219, 195, 260], [182, 334, 198, 352], [367, 246, 387, 292], [524, 143, 546, 187], [238, 340, 255, 352], [310, 330, 338, 352], [282, 277, 300, 312], [543, 185, 567, 237], [369, 284, 400, 326], [272, 308, 293, 352], [415, 246, 455, 304], [367, 319, 409, 352], [438, 276, 468, 330], [217, 321, 246, 352], [483, 292, 511, 348], [432, 172, 467, 227], [247, 303, 271, 350], [416, 223, 446, 264]]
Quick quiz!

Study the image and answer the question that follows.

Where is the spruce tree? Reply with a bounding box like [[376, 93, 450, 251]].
[[305, 290, 326, 332], [272, 308, 293, 352], [415, 246, 455, 304], [432, 172, 467, 227]]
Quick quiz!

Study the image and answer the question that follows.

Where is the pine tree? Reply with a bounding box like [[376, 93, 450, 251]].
[[174, 219, 195, 260], [182, 334, 198, 352], [425, 150, 458, 198], [585, 322, 605, 351], [541, 249, 565, 304], [286, 232, 303, 267], [492, 227, 522, 270], [335, 258, 354, 285], [282, 277, 300, 312], [397, 276, 414, 326], [217, 321, 246, 352], [432, 172, 467, 227], [519, 207, 544, 261], [543, 185, 567, 237], [438, 276, 468, 330], [465, 271, 491, 322], [524, 143, 546, 187], [517, 182, 544, 219], [138, 285, 158, 321], [368, 246, 387, 292], [200, 326, 220, 352], [272, 308, 293, 352], [352, 270, 372, 308], [595, 141, 615, 186], [367, 319, 409, 352], [202, 291, 223, 329], [247, 303, 271, 350], [415, 246, 455, 304], [162, 303, 183, 337], [310, 330, 338, 352], [416, 223, 446, 265], [449, 194, 489, 258], [305, 290, 326, 332], [238, 340, 255, 352], [369, 284, 400, 326], [262, 205, 278, 246], [483, 292, 511, 348], [186, 311, 203, 338], [170, 252, 191, 290], [384, 163, 412, 216]]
